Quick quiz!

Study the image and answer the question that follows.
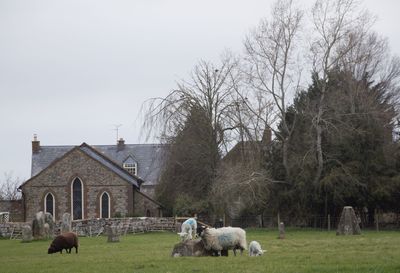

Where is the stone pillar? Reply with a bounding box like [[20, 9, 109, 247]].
[[278, 222, 285, 239], [21, 225, 33, 243], [61, 213, 72, 233], [107, 225, 120, 242], [336, 206, 361, 235]]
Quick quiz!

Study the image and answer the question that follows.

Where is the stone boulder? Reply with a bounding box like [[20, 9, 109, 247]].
[[171, 239, 214, 257], [336, 206, 361, 235]]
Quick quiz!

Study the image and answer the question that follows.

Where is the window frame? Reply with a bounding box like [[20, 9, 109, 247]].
[[70, 177, 84, 220], [99, 191, 111, 219]]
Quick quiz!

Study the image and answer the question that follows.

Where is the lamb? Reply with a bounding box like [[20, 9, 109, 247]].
[[248, 241, 266, 256], [177, 217, 197, 241], [201, 227, 247, 256], [48, 232, 79, 254]]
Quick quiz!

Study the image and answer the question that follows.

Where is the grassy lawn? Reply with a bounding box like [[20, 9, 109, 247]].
[[0, 229, 399, 273]]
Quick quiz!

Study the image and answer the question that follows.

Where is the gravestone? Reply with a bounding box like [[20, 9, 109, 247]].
[[61, 213, 72, 233], [278, 222, 285, 239], [107, 225, 120, 242], [21, 225, 33, 243], [336, 206, 361, 235], [171, 239, 213, 257], [32, 211, 46, 240]]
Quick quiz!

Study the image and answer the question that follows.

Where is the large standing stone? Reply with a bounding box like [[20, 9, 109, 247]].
[[107, 225, 120, 242], [336, 206, 361, 235], [21, 225, 33, 243], [278, 222, 285, 239], [61, 213, 72, 233], [32, 211, 46, 240], [171, 239, 213, 257]]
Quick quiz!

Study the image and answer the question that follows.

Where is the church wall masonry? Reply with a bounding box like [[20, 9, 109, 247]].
[[22, 149, 132, 222]]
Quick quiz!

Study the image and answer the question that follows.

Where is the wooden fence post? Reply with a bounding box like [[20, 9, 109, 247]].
[[327, 214, 331, 231]]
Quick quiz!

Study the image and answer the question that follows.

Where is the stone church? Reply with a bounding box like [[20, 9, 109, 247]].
[[18, 136, 167, 222]]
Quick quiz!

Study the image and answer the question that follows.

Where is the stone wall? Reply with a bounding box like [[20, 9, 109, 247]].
[[0, 217, 175, 238], [69, 217, 175, 236], [134, 191, 162, 217], [0, 200, 24, 222]]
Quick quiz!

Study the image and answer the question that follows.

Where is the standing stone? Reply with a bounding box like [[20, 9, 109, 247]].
[[44, 212, 55, 238], [61, 213, 72, 233], [336, 206, 361, 235], [32, 211, 46, 240], [107, 225, 120, 242], [278, 222, 285, 239], [21, 225, 33, 243]]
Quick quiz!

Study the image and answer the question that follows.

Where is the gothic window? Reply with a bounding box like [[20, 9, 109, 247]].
[[44, 192, 55, 219], [100, 192, 110, 219], [71, 178, 83, 220]]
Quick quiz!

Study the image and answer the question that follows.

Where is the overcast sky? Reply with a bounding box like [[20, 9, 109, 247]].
[[0, 0, 399, 182]]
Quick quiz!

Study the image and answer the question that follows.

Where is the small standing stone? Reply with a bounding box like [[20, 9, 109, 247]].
[[336, 206, 361, 235], [107, 225, 120, 242], [61, 213, 72, 233], [278, 222, 285, 239], [21, 225, 33, 243], [32, 211, 46, 240]]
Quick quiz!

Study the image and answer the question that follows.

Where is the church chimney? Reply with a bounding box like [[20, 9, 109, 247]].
[[117, 138, 125, 151], [32, 134, 40, 153]]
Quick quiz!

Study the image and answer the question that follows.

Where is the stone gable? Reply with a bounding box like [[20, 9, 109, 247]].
[[21, 148, 134, 222]]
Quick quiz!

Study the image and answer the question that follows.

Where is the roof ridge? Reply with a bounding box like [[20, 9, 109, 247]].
[[78, 143, 144, 184]]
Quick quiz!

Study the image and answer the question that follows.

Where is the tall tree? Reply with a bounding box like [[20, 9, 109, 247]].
[[309, 0, 373, 185], [156, 105, 219, 215], [243, 0, 303, 182]]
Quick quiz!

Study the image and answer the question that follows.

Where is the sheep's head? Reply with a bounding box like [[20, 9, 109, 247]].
[[47, 245, 57, 254], [256, 250, 267, 256]]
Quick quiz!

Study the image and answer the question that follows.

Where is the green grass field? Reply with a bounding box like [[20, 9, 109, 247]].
[[0, 229, 399, 273]]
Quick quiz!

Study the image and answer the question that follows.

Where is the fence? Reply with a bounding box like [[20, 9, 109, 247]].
[[230, 213, 400, 230]]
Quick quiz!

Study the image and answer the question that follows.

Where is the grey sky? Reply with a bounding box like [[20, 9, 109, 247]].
[[0, 0, 399, 181]]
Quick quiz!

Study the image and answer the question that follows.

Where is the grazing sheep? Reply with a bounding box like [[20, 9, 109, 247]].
[[201, 227, 247, 256], [48, 232, 79, 254], [178, 218, 197, 241], [248, 241, 266, 256]]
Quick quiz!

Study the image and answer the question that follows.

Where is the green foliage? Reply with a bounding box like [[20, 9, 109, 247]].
[[156, 106, 219, 215], [0, 230, 400, 273], [173, 194, 211, 216], [268, 70, 400, 220]]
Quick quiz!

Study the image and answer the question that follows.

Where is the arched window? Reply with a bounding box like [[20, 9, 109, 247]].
[[71, 178, 84, 220], [100, 192, 110, 219], [44, 192, 55, 219]]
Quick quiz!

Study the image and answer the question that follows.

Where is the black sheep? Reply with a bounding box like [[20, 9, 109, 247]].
[[48, 232, 79, 254]]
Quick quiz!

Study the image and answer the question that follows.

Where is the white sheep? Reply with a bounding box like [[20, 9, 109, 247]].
[[201, 227, 247, 256], [177, 217, 197, 241], [248, 241, 266, 256]]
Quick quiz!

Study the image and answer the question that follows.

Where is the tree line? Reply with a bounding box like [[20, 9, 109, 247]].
[[143, 0, 400, 225]]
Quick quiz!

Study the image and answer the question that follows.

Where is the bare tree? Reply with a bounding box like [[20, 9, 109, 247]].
[[243, 0, 303, 181], [142, 54, 243, 152], [0, 172, 22, 200], [309, 0, 373, 185]]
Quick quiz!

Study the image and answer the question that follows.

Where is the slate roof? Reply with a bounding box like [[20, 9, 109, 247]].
[[31, 143, 167, 186]]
